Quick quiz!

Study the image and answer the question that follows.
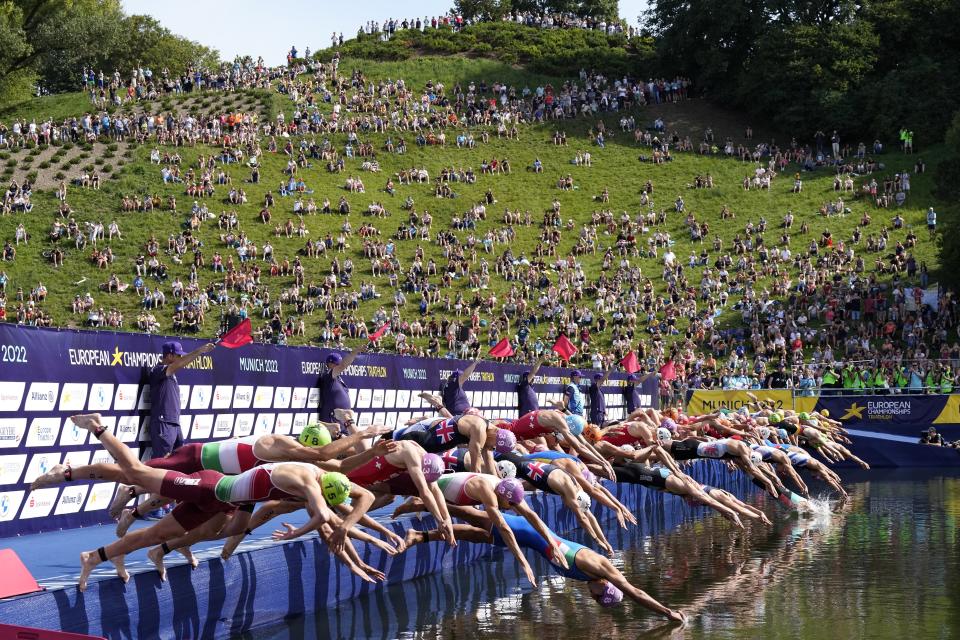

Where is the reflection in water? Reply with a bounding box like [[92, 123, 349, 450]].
[[244, 471, 960, 640]]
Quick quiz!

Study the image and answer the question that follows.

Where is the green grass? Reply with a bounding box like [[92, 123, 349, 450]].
[[0, 55, 948, 359]]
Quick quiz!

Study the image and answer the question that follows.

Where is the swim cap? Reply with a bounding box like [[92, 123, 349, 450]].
[[583, 425, 602, 442], [421, 453, 444, 483], [660, 418, 677, 433], [494, 428, 517, 454], [320, 472, 351, 506], [807, 418, 819, 428], [565, 414, 586, 436], [619, 444, 635, 453], [759, 427, 771, 440], [749, 451, 762, 465], [777, 428, 789, 440], [497, 459, 517, 479], [597, 582, 624, 607], [718, 408, 732, 415], [820, 409, 830, 418], [798, 412, 810, 421], [298, 424, 332, 448], [495, 478, 525, 505], [575, 491, 592, 511], [656, 427, 672, 443], [769, 412, 783, 424], [737, 406, 749, 416], [581, 469, 597, 485]]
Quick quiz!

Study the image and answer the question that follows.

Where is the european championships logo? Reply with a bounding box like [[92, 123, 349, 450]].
[[840, 402, 865, 420]]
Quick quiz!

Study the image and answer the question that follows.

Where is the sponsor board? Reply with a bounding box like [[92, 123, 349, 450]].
[[212, 385, 234, 409], [24, 382, 58, 411], [63, 450, 91, 468], [0, 454, 28, 485], [253, 414, 275, 435], [213, 414, 235, 439], [54, 484, 89, 515], [90, 449, 114, 466], [0, 381, 25, 412], [190, 385, 212, 410], [191, 414, 213, 440], [292, 413, 309, 434], [84, 482, 116, 512], [178, 385, 191, 410], [58, 417, 88, 447], [233, 386, 254, 409], [291, 387, 309, 409], [58, 383, 89, 411], [273, 387, 292, 409], [0, 418, 28, 449], [234, 414, 254, 437], [20, 487, 58, 519], [25, 417, 61, 448], [88, 383, 115, 411], [307, 388, 320, 407], [253, 386, 274, 409], [0, 490, 25, 521], [274, 413, 292, 435], [116, 416, 140, 443], [114, 384, 140, 411]]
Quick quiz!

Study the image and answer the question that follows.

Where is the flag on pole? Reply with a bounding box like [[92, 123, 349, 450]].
[[218, 318, 252, 349], [489, 338, 514, 358], [620, 351, 640, 374], [552, 335, 578, 362], [368, 321, 390, 341]]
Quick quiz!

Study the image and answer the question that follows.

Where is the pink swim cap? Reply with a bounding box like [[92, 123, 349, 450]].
[[421, 453, 444, 483], [495, 478, 525, 505]]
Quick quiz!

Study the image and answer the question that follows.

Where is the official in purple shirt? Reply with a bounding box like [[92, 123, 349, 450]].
[[149, 340, 215, 458], [516, 356, 545, 416], [587, 369, 611, 427], [318, 341, 367, 428], [440, 358, 481, 415]]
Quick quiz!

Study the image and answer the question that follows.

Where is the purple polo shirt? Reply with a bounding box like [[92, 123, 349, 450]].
[[517, 377, 539, 415], [318, 364, 351, 422], [149, 364, 181, 425]]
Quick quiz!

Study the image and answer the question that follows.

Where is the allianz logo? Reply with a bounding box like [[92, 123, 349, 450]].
[[30, 391, 53, 401], [60, 494, 83, 505]]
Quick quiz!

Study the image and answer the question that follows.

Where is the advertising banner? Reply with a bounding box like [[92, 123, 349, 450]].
[[816, 395, 950, 430], [0, 324, 657, 537]]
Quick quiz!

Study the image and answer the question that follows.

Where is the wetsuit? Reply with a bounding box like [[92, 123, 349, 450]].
[[146, 434, 268, 474], [612, 463, 671, 489], [507, 411, 555, 439], [435, 472, 485, 505], [347, 455, 404, 486], [441, 447, 469, 473], [490, 513, 592, 581], [394, 416, 470, 453], [497, 452, 560, 493], [521, 451, 581, 465]]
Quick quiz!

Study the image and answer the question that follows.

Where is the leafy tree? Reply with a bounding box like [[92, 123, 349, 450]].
[[455, 0, 513, 21]]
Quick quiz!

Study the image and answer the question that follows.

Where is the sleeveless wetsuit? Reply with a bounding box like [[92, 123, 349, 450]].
[[612, 463, 671, 489], [497, 452, 559, 493], [436, 472, 483, 505], [395, 416, 469, 453], [213, 462, 316, 504], [508, 411, 554, 439], [200, 435, 265, 473], [347, 455, 404, 486], [490, 513, 592, 581], [441, 447, 469, 473]]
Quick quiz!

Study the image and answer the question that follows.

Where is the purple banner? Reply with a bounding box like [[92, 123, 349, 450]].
[[0, 324, 657, 537]]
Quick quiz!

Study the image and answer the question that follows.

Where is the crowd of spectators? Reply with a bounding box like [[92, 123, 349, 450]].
[[0, 45, 950, 400]]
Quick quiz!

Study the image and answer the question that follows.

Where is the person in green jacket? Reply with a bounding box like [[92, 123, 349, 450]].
[[894, 366, 908, 394], [925, 368, 938, 394], [821, 365, 839, 396], [939, 367, 954, 394]]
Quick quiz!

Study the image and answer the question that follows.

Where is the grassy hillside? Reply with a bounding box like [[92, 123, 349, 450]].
[[0, 51, 946, 362]]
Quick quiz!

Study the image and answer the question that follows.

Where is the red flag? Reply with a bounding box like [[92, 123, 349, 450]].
[[219, 318, 252, 349], [552, 335, 578, 362], [489, 338, 514, 358], [620, 351, 640, 374], [659, 360, 676, 381], [368, 321, 390, 341]]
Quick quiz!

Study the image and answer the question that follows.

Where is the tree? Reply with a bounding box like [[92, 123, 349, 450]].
[[934, 111, 960, 285]]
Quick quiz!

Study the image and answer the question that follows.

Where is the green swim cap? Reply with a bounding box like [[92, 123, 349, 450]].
[[321, 471, 351, 506], [769, 412, 783, 424], [298, 424, 332, 448], [798, 412, 810, 421]]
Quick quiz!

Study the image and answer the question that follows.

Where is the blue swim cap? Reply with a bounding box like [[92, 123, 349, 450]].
[[565, 414, 586, 436]]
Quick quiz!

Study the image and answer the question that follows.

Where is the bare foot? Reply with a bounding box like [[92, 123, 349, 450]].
[[31, 464, 68, 490], [111, 555, 129, 583], [179, 547, 198, 569], [71, 413, 103, 432], [333, 408, 355, 424], [221, 534, 243, 561], [418, 392, 442, 407], [109, 484, 134, 519], [78, 550, 101, 592], [403, 527, 425, 548], [147, 546, 168, 581], [391, 497, 423, 519], [115, 509, 136, 538]]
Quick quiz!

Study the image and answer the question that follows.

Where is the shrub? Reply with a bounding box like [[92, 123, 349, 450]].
[[83, 164, 94, 172], [25, 171, 37, 182], [103, 164, 114, 173], [54, 171, 65, 180], [38, 161, 51, 169]]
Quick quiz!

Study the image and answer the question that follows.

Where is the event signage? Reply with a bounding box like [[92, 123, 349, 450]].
[[0, 324, 656, 536]]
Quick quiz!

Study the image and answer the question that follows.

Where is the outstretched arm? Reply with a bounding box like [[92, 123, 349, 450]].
[[460, 358, 482, 388], [166, 342, 216, 376], [331, 340, 368, 377], [529, 356, 544, 379]]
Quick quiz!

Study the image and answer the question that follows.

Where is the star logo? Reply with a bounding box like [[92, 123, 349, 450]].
[[63, 391, 72, 404], [840, 402, 865, 420], [111, 346, 124, 366]]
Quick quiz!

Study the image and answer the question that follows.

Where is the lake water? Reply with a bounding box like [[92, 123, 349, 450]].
[[244, 469, 960, 640]]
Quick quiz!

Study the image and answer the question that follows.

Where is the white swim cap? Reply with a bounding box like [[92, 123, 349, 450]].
[[496, 459, 517, 479]]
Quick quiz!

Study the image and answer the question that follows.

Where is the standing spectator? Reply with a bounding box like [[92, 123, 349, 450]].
[[441, 357, 481, 415], [927, 207, 937, 238]]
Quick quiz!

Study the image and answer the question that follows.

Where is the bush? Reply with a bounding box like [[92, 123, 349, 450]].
[[25, 171, 37, 182], [103, 164, 114, 173], [6, 159, 16, 168], [62, 142, 75, 151], [38, 161, 51, 169], [107, 143, 118, 152], [54, 171, 65, 180], [0, 152, 9, 160], [103, 150, 115, 158], [83, 164, 94, 172]]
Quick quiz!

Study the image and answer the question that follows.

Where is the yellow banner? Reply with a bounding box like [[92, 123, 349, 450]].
[[685, 390, 817, 415], [934, 395, 960, 424]]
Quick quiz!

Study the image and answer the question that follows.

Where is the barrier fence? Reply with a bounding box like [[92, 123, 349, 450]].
[[0, 324, 658, 538]]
